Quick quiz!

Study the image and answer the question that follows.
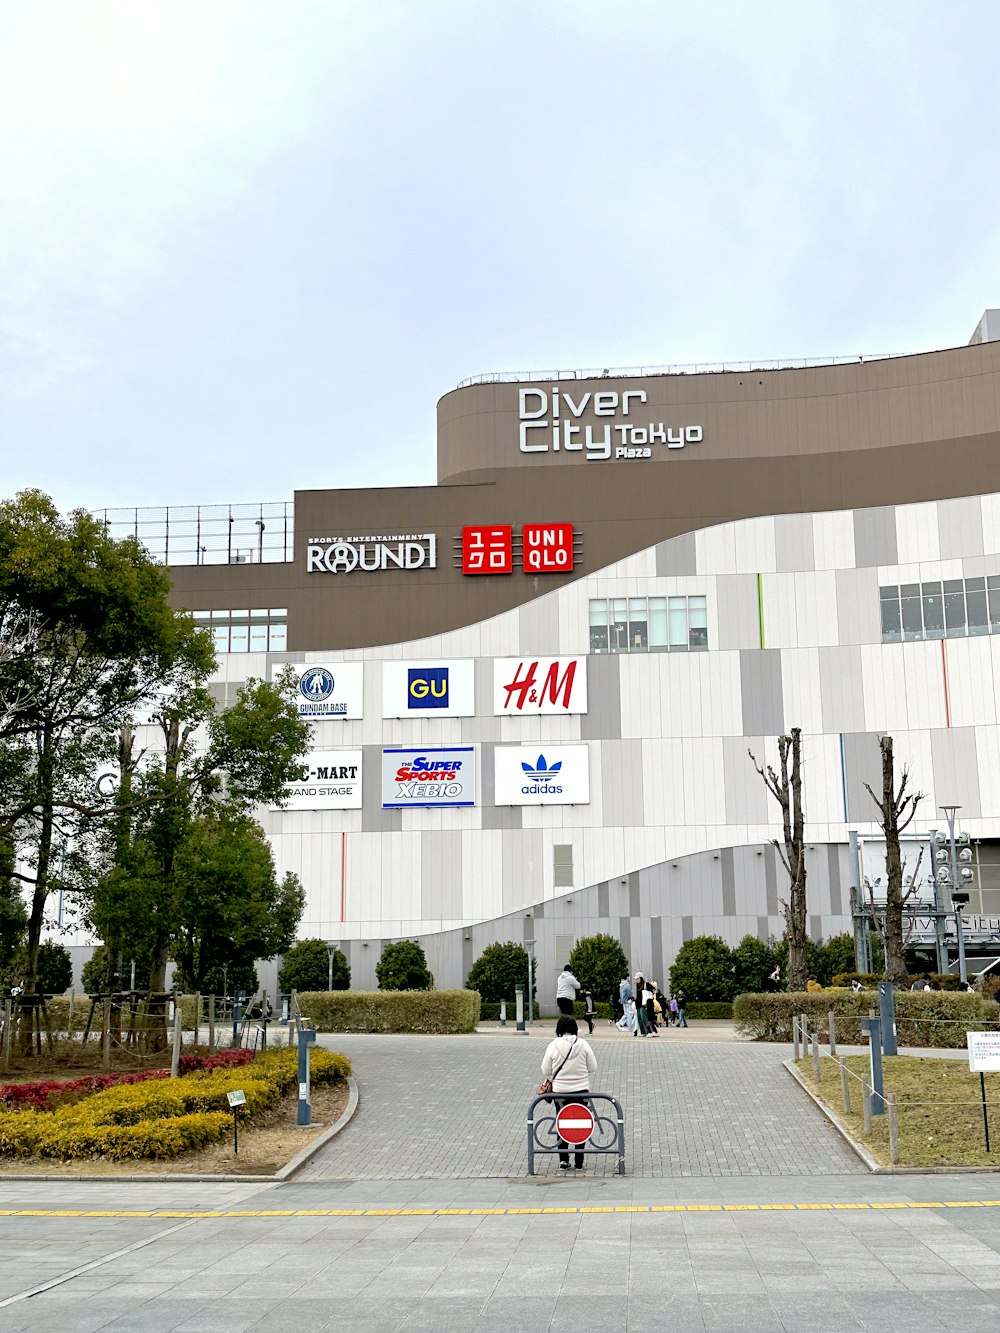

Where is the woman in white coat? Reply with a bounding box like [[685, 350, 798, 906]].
[[539, 1017, 598, 1170]]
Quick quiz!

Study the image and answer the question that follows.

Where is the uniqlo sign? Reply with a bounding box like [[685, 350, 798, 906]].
[[462, 525, 512, 574], [523, 523, 574, 573]]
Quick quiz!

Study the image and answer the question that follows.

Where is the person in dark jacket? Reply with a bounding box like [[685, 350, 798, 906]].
[[583, 990, 596, 1035]]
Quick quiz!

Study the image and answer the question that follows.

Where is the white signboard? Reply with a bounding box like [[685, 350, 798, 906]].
[[382, 746, 476, 808], [494, 744, 590, 806], [493, 657, 587, 715], [967, 1032, 1000, 1072], [382, 661, 475, 718], [272, 750, 363, 810], [306, 533, 437, 574], [281, 663, 364, 720]]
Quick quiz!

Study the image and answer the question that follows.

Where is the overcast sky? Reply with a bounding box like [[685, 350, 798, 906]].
[[2, 1, 999, 514]]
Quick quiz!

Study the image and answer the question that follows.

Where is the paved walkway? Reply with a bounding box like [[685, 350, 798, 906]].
[[300, 1029, 861, 1180]]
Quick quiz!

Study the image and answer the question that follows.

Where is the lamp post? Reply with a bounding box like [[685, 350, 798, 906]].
[[939, 805, 974, 985], [929, 828, 948, 974], [952, 891, 970, 985], [325, 940, 338, 992]]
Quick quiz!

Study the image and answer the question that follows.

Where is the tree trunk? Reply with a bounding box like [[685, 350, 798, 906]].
[[875, 736, 912, 986]]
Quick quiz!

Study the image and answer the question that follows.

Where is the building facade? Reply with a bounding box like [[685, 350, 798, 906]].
[[84, 314, 1000, 992]]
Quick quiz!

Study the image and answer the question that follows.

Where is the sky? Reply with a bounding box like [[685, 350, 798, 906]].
[[2, 0, 1000, 514]]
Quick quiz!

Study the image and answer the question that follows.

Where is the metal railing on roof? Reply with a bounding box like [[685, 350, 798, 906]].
[[456, 352, 903, 388], [93, 500, 294, 568]]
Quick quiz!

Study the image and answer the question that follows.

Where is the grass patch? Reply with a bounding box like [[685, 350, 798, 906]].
[[796, 1054, 1000, 1168]]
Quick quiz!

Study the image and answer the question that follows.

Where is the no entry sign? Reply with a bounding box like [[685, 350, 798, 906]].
[[556, 1102, 595, 1145]]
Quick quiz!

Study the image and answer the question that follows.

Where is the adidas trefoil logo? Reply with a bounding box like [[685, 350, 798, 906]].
[[521, 754, 563, 779]]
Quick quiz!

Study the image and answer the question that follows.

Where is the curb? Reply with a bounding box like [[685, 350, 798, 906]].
[[0, 1076, 360, 1187]]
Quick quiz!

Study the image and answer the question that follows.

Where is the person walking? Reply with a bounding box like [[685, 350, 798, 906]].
[[668, 993, 679, 1026], [655, 982, 669, 1029], [618, 973, 637, 1034], [674, 986, 688, 1027], [608, 987, 623, 1025], [539, 1017, 597, 1170], [583, 990, 596, 1035], [633, 973, 650, 1036], [556, 964, 581, 1017], [645, 980, 659, 1035]]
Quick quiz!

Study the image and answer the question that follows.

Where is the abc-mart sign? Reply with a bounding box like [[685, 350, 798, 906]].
[[494, 744, 590, 806], [272, 749, 363, 810], [518, 386, 703, 461]]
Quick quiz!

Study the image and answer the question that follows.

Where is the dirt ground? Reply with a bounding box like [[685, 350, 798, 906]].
[[0, 1081, 351, 1177]]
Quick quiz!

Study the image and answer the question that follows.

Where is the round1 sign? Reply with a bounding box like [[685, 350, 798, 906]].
[[556, 1102, 595, 1145]]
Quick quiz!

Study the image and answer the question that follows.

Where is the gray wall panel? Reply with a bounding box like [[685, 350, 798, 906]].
[[842, 732, 884, 822], [853, 506, 898, 567], [518, 597, 562, 656], [939, 497, 984, 559], [774, 513, 816, 572], [655, 530, 697, 575], [580, 654, 622, 740], [602, 739, 644, 827], [420, 831, 463, 923], [835, 567, 882, 646], [740, 649, 784, 735], [931, 727, 982, 818], [721, 848, 736, 916], [827, 844, 843, 916], [480, 741, 523, 829], [361, 744, 402, 831], [716, 574, 760, 650]]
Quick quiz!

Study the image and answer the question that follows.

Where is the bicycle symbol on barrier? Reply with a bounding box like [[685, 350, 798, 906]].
[[526, 1092, 626, 1175]]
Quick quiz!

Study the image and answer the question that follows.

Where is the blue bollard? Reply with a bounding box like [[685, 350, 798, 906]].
[[297, 1028, 316, 1127], [861, 1015, 885, 1115], [878, 982, 897, 1057]]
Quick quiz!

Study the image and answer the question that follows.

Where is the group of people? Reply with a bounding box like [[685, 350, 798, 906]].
[[614, 972, 686, 1035]]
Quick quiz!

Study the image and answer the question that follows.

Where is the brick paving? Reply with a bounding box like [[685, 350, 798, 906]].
[[300, 1028, 862, 1180]]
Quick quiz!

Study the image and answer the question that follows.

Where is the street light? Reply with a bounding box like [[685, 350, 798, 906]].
[[325, 940, 338, 992], [952, 890, 970, 985]]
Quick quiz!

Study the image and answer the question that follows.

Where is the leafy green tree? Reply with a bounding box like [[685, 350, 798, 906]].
[[669, 935, 737, 1002], [466, 941, 530, 1003], [568, 934, 630, 1003], [279, 938, 350, 993], [0, 844, 26, 978], [202, 960, 258, 997], [0, 489, 214, 1005], [376, 940, 433, 991], [815, 933, 856, 986], [732, 934, 779, 995], [81, 945, 151, 994], [33, 941, 72, 994]]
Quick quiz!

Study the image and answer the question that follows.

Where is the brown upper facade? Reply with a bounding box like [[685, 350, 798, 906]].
[[168, 340, 1000, 652]]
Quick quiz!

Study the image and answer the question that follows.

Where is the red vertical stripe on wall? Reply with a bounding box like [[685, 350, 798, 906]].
[[941, 639, 952, 728]]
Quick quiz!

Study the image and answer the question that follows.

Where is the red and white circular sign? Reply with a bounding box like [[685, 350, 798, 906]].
[[555, 1102, 595, 1145]]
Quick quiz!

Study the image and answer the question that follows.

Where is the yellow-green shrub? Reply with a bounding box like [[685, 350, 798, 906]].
[[297, 990, 479, 1034], [37, 1113, 231, 1161], [0, 1111, 44, 1157]]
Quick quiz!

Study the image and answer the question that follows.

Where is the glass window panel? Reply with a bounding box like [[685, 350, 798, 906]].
[[668, 596, 688, 648], [589, 599, 607, 626], [249, 623, 268, 652], [879, 585, 900, 601], [648, 597, 668, 649], [609, 598, 628, 652], [589, 600, 608, 653], [900, 583, 920, 599], [967, 586, 988, 635], [228, 610, 249, 618], [628, 598, 648, 650], [901, 596, 923, 641], [966, 577, 985, 592], [229, 623, 249, 653], [944, 586, 967, 637], [688, 597, 708, 649], [271, 609, 288, 617], [922, 586, 944, 638], [250, 608, 269, 618], [268, 623, 287, 652], [192, 610, 211, 620], [880, 593, 902, 643], [990, 587, 1000, 634], [211, 626, 229, 654], [210, 610, 229, 621]]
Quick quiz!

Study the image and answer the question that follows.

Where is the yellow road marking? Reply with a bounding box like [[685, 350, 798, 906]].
[[0, 1201, 998, 1221]]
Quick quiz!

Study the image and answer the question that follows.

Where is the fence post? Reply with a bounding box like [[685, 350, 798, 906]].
[[193, 993, 200, 1047], [862, 1077, 873, 1135], [887, 1092, 899, 1164], [800, 1012, 809, 1047], [811, 1034, 821, 1082], [839, 1057, 852, 1114], [828, 1010, 837, 1056], [208, 994, 216, 1053], [101, 998, 111, 1070], [170, 1000, 182, 1078], [792, 1015, 800, 1060], [1, 998, 11, 1070]]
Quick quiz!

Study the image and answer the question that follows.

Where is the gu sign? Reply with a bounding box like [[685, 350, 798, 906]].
[[493, 657, 587, 715], [306, 533, 437, 574], [518, 386, 703, 461], [381, 661, 475, 717]]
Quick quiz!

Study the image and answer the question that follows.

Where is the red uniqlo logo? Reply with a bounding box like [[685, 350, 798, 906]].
[[522, 523, 574, 573], [462, 525, 512, 574]]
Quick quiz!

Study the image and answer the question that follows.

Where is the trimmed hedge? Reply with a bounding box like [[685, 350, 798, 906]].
[[685, 1002, 733, 1020], [0, 1046, 351, 1160], [298, 989, 479, 1034], [734, 989, 998, 1047], [831, 972, 964, 992]]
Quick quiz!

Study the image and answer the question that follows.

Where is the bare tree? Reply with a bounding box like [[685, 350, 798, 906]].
[[864, 735, 923, 986], [749, 729, 808, 991]]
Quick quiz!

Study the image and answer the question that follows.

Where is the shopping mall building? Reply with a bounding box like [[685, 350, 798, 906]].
[[84, 310, 1000, 992]]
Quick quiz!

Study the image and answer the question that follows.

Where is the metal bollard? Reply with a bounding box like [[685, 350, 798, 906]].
[[839, 1057, 852, 1115], [887, 1092, 899, 1164], [812, 1034, 821, 1082], [828, 1009, 837, 1056], [862, 1078, 873, 1135], [792, 1015, 800, 1061], [500, 999, 507, 1027]]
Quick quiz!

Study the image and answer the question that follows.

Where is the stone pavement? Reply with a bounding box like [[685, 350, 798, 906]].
[[5, 1030, 1000, 1329], [299, 1029, 861, 1179]]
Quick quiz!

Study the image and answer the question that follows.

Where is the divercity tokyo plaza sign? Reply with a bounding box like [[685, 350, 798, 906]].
[[518, 386, 703, 461]]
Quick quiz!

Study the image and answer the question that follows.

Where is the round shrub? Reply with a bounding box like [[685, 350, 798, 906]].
[[568, 935, 630, 1004], [279, 938, 350, 993], [376, 941, 433, 991], [466, 942, 530, 1004]]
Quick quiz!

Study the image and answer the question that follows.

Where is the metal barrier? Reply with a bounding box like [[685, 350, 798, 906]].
[[527, 1093, 625, 1175]]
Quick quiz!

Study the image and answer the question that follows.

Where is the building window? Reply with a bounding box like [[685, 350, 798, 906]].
[[880, 579, 998, 643], [589, 596, 708, 653], [191, 608, 288, 653]]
